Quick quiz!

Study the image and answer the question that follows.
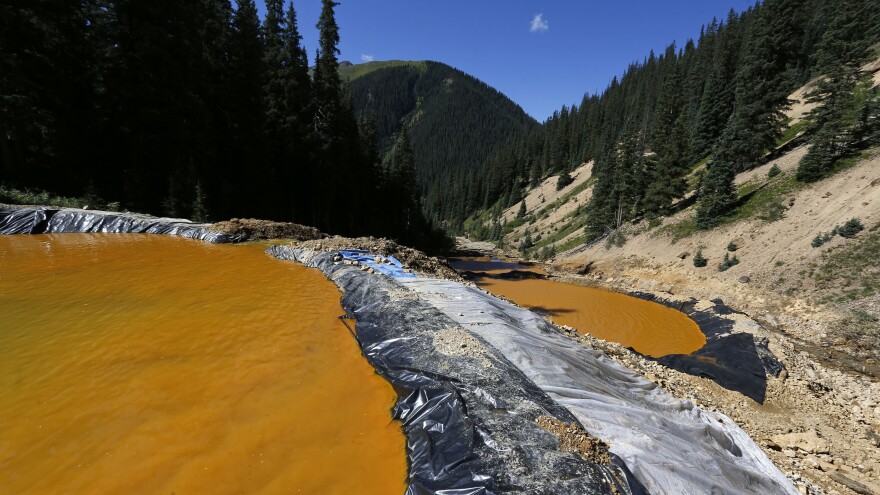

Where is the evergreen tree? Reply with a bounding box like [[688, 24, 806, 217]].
[[227, 0, 269, 216], [517, 200, 527, 219], [694, 165, 736, 229], [389, 127, 421, 237], [310, 0, 368, 232], [645, 57, 691, 214], [714, 1, 797, 173], [262, 0, 313, 218], [797, 0, 879, 182]]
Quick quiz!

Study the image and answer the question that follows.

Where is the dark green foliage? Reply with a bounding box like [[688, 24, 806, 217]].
[[346, 61, 538, 233], [796, 0, 880, 183], [693, 248, 708, 267], [695, 158, 737, 229], [812, 218, 864, 247], [537, 245, 556, 261], [839, 218, 865, 238], [517, 200, 527, 219], [519, 230, 533, 253], [759, 202, 786, 222], [604, 230, 627, 249], [727, 241, 738, 252], [446, 1, 861, 238], [0, 0, 447, 250], [768, 164, 782, 177], [556, 172, 574, 191], [718, 253, 740, 271]]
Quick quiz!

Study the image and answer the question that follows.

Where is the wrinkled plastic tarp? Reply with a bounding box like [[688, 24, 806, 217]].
[[0, 207, 239, 243], [400, 277, 798, 495], [631, 293, 784, 404], [339, 249, 416, 279], [270, 246, 633, 495]]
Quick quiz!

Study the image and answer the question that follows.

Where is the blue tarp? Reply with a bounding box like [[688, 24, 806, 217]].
[[338, 249, 417, 279]]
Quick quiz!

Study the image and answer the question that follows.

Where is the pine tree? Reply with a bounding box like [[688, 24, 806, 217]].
[[262, 0, 313, 219], [695, 124, 739, 229], [714, 2, 797, 173], [227, 0, 268, 216], [312, 0, 362, 232], [389, 128, 420, 236], [797, 0, 879, 182], [517, 200, 527, 219], [645, 58, 691, 215]]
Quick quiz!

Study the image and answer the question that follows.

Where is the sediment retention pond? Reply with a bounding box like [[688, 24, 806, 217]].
[[0, 234, 405, 494], [451, 259, 706, 357]]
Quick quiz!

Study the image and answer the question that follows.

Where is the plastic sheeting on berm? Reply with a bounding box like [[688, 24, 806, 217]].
[[631, 293, 784, 404], [276, 247, 799, 495], [0, 206, 240, 243]]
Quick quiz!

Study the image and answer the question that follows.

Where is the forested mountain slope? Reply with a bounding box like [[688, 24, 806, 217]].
[[0, 0, 446, 248], [449, 0, 879, 237], [345, 61, 539, 224]]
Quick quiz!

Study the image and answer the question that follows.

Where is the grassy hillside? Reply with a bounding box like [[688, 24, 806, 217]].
[[337, 60, 426, 81]]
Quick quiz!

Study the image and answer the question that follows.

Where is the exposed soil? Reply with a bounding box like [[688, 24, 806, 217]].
[[535, 416, 612, 465], [210, 218, 323, 241], [295, 235, 462, 280], [550, 309, 880, 495]]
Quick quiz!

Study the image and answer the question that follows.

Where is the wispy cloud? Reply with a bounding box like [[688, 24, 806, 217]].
[[361, 54, 375, 62], [530, 13, 549, 33]]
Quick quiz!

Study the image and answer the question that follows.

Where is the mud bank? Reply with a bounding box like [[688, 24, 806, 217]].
[[276, 246, 798, 494]]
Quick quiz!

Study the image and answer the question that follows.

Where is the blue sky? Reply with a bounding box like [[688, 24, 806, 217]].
[[255, 1, 757, 121]]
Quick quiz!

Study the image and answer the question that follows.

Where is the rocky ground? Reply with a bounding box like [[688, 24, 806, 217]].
[[294, 235, 463, 280], [454, 238, 880, 495], [210, 218, 323, 241], [276, 229, 880, 493]]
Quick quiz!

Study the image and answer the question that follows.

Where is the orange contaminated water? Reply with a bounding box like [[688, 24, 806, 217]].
[[0, 234, 406, 495], [457, 261, 705, 357]]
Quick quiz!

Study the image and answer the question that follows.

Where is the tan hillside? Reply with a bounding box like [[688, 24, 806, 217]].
[[485, 64, 880, 350]]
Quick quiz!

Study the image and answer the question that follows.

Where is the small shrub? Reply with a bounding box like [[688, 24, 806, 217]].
[[648, 217, 662, 229], [693, 248, 708, 268], [768, 164, 781, 178], [556, 172, 574, 191], [813, 219, 864, 247], [838, 218, 864, 238], [605, 230, 627, 249], [519, 231, 533, 252], [759, 202, 786, 222], [718, 253, 740, 272], [727, 241, 738, 252]]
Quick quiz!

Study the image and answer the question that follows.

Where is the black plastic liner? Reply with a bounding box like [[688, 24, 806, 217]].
[[457, 266, 784, 404], [270, 246, 637, 495], [630, 293, 784, 404], [0, 206, 240, 243]]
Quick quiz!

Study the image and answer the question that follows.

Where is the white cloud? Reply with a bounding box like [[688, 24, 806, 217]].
[[361, 54, 375, 62], [530, 13, 549, 33]]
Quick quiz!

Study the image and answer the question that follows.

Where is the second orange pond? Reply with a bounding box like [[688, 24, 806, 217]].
[[453, 259, 705, 357]]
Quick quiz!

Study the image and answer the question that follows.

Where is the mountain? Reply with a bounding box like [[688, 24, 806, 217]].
[[344, 61, 539, 215], [446, 0, 879, 238]]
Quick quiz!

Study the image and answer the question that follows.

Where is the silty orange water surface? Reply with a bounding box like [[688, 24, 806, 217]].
[[454, 260, 705, 357], [0, 234, 406, 494]]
